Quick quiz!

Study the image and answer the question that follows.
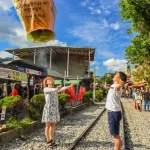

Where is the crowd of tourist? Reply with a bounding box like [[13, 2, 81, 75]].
[[122, 87, 150, 112]]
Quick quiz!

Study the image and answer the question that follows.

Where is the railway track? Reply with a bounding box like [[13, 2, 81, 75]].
[[68, 103, 127, 150]]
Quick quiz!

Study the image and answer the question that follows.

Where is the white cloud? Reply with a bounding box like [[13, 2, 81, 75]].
[[99, 0, 120, 10], [0, 8, 67, 49], [88, 7, 101, 14], [103, 19, 109, 28], [0, 0, 13, 11], [91, 61, 99, 66], [69, 18, 121, 59], [105, 10, 111, 14], [99, 51, 116, 59], [69, 20, 109, 43], [95, 9, 101, 14], [91, 2, 96, 6], [80, 2, 87, 7], [110, 23, 120, 30], [103, 58, 127, 71], [0, 51, 12, 58], [95, 66, 100, 70], [46, 40, 67, 47], [80, 0, 89, 7]]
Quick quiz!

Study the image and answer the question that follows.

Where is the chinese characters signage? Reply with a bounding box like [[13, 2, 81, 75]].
[[0, 67, 27, 81]]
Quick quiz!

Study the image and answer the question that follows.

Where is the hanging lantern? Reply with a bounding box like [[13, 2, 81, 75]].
[[13, 0, 57, 43]]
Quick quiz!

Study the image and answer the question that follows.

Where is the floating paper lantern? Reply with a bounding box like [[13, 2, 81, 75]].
[[13, 0, 56, 43]]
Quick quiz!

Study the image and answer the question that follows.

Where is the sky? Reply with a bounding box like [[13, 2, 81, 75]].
[[0, 0, 132, 76]]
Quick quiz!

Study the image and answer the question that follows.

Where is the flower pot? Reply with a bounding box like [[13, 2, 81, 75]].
[[13, 0, 56, 43]]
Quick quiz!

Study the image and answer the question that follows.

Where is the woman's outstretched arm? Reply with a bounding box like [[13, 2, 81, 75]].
[[57, 83, 74, 93]]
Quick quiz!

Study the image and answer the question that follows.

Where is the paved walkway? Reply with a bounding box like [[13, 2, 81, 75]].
[[123, 98, 150, 117], [121, 98, 150, 150]]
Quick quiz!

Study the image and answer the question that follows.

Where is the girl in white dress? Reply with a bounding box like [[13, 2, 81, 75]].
[[42, 77, 74, 148]]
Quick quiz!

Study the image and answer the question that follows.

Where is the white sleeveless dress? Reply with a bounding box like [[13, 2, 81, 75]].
[[42, 87, 67, 123]]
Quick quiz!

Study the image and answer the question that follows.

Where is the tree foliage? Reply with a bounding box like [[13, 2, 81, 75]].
[[132, 62, 150, 85], [98, 74, 113, 85], [0, 57, 12, 63], [125, 34, 150, 64], [119, 0, 150, 83], [119, 0, 150, 64], [119, 0, 150, 34]]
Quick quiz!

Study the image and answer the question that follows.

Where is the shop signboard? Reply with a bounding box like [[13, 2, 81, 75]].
[[26, 68, 42, 76], [0, 67, 27, 81], [11, 71, 27, 81], [0, 67, 11, 79]]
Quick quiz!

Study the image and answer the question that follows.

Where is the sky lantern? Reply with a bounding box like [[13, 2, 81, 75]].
[[13, 0, 56, 43]]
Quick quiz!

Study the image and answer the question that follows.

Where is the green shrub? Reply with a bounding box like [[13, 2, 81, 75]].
[[83, 92, 93, 103], [28, 94, 45, 120], [95, 90, 104, 101], [0, 96, 21, 108], [58, 94, 70, 106], [28, 105, 42, 120], [30, 94, 45, 108], [6, 117, 21, 129], [6, 117, 33, 130], [20, 117, 34, 129]]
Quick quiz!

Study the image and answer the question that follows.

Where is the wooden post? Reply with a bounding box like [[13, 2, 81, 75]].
[[50, 48, 52, 69], [88, 49, 91, 77], [93, 68, 96, 100], [76, 75, 79, 101], [67, 48, 70, 77], [34, 49, 36, 64], [64, 71, 66, 87]]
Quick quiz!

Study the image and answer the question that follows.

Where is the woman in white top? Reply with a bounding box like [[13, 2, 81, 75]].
[[135, 90, 142, 111], [42, 76, 74, 148]]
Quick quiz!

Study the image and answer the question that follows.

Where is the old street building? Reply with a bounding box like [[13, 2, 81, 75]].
[[5, 46, 95, 81]]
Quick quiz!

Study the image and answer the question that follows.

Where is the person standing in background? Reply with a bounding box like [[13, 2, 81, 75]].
[[135, 89, 143, 112], [66, 86, 76, 106], [142, 88, 150, 111], [77, 85, 86, 104]]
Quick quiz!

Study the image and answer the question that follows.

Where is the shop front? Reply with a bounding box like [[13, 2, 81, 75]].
[[0, 67, 27, 97]]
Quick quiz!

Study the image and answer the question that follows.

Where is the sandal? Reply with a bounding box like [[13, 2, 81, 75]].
[[47, 139, 57, 146], [47, 140, 53, 148], [51, 140, 57, 146]]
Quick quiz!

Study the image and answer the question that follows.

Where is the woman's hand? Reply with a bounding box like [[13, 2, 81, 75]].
[[56, 85, 62, 90], [69, 83, 75, 87]]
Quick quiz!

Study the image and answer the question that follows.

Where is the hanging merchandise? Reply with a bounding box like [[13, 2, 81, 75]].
[[13, 0, 57, 43]]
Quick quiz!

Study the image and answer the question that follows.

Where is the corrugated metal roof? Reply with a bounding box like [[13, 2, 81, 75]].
[[5, 46, 95, 61]]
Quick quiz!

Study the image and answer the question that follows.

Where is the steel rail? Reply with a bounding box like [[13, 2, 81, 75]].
[[121, 102, 126, 150], [67, 107, 106, 150]]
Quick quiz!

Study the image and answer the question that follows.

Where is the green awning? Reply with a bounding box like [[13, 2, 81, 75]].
[[65, 80, 80, 84], [55, 80, 80, 85], [55, 80, 62, 85]]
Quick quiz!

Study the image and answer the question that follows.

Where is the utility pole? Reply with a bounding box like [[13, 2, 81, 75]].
[[93, 68, 96, 101]]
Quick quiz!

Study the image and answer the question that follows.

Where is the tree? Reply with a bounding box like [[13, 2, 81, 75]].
[[119, 0, 150, 35], [132, 62, 150, 85], [0, 57, 12, 63], [98, 74, 113, 85], [119, 0, 150, 84], [125, 34, 150, 64]]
